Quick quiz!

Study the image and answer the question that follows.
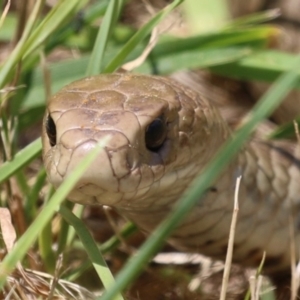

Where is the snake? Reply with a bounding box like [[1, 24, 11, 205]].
[[42, 72, 300, 277]]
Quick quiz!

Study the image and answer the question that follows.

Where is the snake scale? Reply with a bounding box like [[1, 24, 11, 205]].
[[42, 72, 300, 277]]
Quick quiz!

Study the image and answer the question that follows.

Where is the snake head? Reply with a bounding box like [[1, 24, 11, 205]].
[[42, 73, 228, 209]]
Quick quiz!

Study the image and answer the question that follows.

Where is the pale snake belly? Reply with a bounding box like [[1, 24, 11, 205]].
[[42, 72, 300, 276]]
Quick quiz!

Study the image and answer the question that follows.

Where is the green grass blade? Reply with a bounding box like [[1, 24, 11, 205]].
[[14, 171, 30, 196], [0, 142, 105, 288], [138, 46, 252, 74], [56, 201, 74, 255], [99, 55, 300, 300], [226, 9, 280, 28], [84, 0, 110, 23], [64, 222, 136, 282], [45, 0, 111, 51], [66, 204, 84, 247], [268, 118, 300, 139], [103, 0, 184, 73], [59, 204, 124, 300], [0, 138, 42, 184], [38, 214, 56, 273], [24, 169, 47, 221], [0, 0, 43, 89], [0, 0, 87, 97], [23, 0, 88, 58], [210, 50, 300, 85], [152, 26, 277, 56], [86, 0, 119, 75]]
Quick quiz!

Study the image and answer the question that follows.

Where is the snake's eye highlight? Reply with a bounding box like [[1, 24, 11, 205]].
[[45, 114, 57, 147], [145, 116, 167, 151]]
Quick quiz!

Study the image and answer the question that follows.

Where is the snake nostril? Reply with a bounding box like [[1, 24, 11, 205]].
[[145, 115, 167, 152], [45, 114, 57, 147]]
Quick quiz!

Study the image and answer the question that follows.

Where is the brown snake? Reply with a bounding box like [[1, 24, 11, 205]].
[[42, 72, 300, 276]]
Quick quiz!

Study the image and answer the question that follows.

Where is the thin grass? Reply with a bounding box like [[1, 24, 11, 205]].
[[0, 0, 11, 30], [249, 275, 263, 300], [290, 123, 300, 300], [0, 142, 106, 288], [103, 0, 183, 73], [22, 0, 88, 59], [0, 0, 43, 90], [0, 138, 42, 184], [65, 222, 137, 282], [86, 0, 120, 75], [59, 204, 124, 300], [220, 175, 241, 300]]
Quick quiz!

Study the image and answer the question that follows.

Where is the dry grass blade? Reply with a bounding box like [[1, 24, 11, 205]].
[[0, 0, 11, 29], [0, 208, 16, 252], [219, 175, 241, 300], [4, 268, 96, 300], [290, 121, 300, 300], [122, 0, 177, 71], [249, 274, 263, 300], [122, 25, 159, 71], [47, 254, 63, 300]]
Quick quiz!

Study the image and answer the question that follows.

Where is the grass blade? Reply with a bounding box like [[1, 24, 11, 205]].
[[269, 118, 300, 139], [0, 138, 42, 184], [138, 46, 253, 74], [152, 26, 277, 56], [0, 0, 43, 89], [23, 0, 88, 58], [210, 50, 300, 85], [59, 204, 124, 300], [86, 0, 119, 75], [226, 9, 281, 28], [103, 0, 183, 73], [0, 142, 105, 288]]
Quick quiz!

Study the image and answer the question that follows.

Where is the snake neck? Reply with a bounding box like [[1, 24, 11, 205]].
[[117, 139, 300, 274], [42, 73, 300, 274]]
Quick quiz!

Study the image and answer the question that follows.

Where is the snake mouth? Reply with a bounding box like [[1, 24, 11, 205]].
[[64, 183, 124, 206]]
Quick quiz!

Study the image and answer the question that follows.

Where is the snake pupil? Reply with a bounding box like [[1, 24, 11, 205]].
[[145, 116, 167, 151], [45, 114, 57, 147]]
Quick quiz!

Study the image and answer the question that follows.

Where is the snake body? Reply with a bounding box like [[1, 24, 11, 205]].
[[42, 73, 300, 275]]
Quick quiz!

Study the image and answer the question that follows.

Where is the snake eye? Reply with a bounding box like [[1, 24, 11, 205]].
[[145, 116, 167, 151], [45, 114, 57, 147]]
